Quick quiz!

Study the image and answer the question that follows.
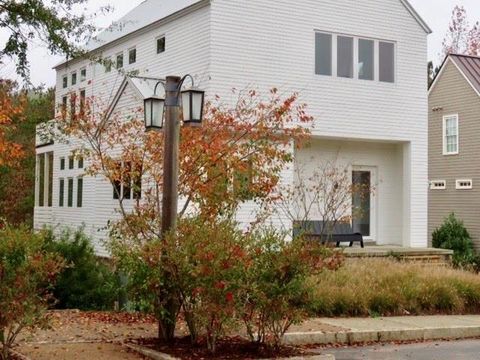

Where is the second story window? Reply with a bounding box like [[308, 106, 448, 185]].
[[61, 96, 68, 119], [443, 114, 459, 155], [71, 72, 77, 86], [79, 89, 86, 116], [315, 32, 395, 83], [80, 67, 87, 82], [116, 53, 124, 69], [62, 75, 68, 88], [157, 36, 166, 54], [129, 48, 137, 64], [105, 57, 112, 73]]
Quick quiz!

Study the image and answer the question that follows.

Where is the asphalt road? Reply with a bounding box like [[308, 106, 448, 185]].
[[319, 340, 480, 360]]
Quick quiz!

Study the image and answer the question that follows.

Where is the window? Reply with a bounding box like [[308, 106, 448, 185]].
[[430, 180, 446, 190], [80, 67, 87, 82], [62, 75, 68, 88], [129, 48, 137, 64], [77, 177, 83, 207], [105, 57, 112, 73], [337, 36, 354, 78], [59, 178, 65, 207], [60, 157, 65, 170], [315, 32, 332, 76], [157, 36, 166, 54], [358, 39, 374, 80], [379, 41, 395, 83], [36, 152, 53, 207], [112, 161, 142, 200], [69, 155, 74, 169], [67, 178, 74, 207], [443, 114, 459, 155], [116, 53, 124, 69], [61, 96, 68, 119], [70, 94, 76, 119], [79, 89, 86, 116], [78, 156, 84, 169], [71, 72, 77, 86], [456, 179, 473, 190]]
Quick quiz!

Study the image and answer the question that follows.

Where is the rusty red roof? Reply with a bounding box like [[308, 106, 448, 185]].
[[450, 54, 480, 95]]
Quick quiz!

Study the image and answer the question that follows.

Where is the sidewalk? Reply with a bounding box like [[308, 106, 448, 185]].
[[284, 315, 480, 346]]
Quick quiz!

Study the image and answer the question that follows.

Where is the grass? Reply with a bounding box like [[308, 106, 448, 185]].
[[310, 259, 480, 317]]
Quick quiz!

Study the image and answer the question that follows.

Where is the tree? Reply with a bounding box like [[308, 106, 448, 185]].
[[428, 61, 441, 88], [55, 87, 313, 342], [0, 85, 54, 225], [0, 0, 110, 81], [441, 5, 480, 59], [0, 80, 24, 168]]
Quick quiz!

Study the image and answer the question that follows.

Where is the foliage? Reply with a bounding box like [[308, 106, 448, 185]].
[[441, 5, 480, 59], [432, 213, 475, 268], [43, 229, 120, 310], [310, 259, 480, 317], [0, 0, 111, 81], [0, 223, 64, 360], [240, 229, 343, 348], [0, 84, 54, 225], [0, 80, 24, 168], [56, 87, 314, 341]]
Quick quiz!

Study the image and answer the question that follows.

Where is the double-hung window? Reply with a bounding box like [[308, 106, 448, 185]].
[[36, 152, 54, 207], [116, 53, 124, 69], [157, 36, 166, 54], [129, 48, 137, 64], [443, 114, 459, 155]]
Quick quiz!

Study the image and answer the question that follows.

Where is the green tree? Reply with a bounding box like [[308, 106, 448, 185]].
[[0, 0, 110, 81]]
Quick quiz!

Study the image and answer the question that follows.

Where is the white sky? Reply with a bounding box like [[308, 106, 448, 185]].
[[1, 0, 480, 87]]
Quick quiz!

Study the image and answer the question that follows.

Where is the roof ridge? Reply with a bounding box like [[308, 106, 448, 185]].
[[449, 53, 480, 60]]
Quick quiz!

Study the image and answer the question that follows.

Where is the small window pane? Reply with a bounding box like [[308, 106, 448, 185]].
[[60, 157, 65, 170], [379, 42, 395, 83], [77, 177, 83, 208], [80, 90, 86, 115], [71, 72, 77, 86], [157, 37, 166, 54], [59, 179, 65, 207], [337, 36, 354, 78], [69, 156, 74, 169], [116, 53, 124, 69], [315, 33, 332, 76], [105, 58, 112, 73], [78, 156, 84, 169], [70, 95, 76, 119], [358, 39, 374, 80], [38, 154, 45, 207], [129, 48, 136, 64], [80, 68, 86, 81], [63, 76, 68, 88], [67, 178, 73, 207]]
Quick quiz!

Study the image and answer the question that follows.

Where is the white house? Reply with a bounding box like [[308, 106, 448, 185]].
[[35, 0, 431, 256]]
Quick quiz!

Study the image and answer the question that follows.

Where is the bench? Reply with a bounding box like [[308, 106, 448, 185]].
[[293, 221, 364, 248]]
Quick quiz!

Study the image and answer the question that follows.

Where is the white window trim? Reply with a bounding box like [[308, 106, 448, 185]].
[[128, 47, 137, 64], [71, 71, 77, 85], [62, 75, 68, 88], [442, 114, 459, 155], [456, 179, 473, 190], [116, 52, 124, 69], [156, 35, 166, 54], [314, 30, 396, 83], [80, 67, 87, 82], [430, 180, 446, 190]]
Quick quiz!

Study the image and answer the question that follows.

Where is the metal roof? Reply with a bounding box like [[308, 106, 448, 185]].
[[450, 54, 480, 96]]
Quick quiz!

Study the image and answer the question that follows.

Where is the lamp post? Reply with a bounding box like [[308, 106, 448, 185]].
[[142, 74, 205, 342]]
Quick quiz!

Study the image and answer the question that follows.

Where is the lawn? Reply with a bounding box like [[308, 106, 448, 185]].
[[311, 259, 480, 317]]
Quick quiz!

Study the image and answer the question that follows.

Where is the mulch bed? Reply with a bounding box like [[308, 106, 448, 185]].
[[132, 336, 313, 360]]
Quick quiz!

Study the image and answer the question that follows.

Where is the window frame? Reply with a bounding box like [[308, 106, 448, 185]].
[[62, 75, 68, 88], [430, 180, 446, 190], [36, 152, 54, 208], [456, 179, 473, 190], [71, 71, 77, 86], [77, 177, 83, 207], [59, 178, 65, 207], [378, 41, 396, 83], [443, 114, 459, 156], [128, 47, 137, 64], [116, 52, 124, 69], [104, 57, 112, 73], [80, 67, 87, 82], [156, 36, 166, 54]]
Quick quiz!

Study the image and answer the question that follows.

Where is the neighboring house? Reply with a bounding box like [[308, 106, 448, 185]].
[[35, 0, 431, 256], [428, 54, 480, 249]]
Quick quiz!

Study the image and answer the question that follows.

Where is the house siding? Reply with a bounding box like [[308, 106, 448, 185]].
[[428, 60, 480, 249], [209, 0, 428, 247]]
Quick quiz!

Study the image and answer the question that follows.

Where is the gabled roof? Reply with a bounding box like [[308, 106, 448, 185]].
[[399, 0, 432, 34], [429, 54, 480, 97]]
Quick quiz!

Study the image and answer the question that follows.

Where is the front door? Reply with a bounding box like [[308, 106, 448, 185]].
[[352, 167, 376, 241]]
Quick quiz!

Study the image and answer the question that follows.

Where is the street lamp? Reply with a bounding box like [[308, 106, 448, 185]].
[[144, 94, 165, 130], [181, 89, 205, 125]]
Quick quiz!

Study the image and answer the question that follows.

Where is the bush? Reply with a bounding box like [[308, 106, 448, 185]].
[[310, 259, 480, 317], [43, 229, 120, 310], [432, 213, 474, 267], [0, 224, 64, 360]]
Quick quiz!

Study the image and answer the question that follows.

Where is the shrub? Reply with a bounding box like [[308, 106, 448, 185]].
[[310, 259, 480, 317], [0, 224, 64, 360], [432, 213, 474, 267], [43, 229, 120, 310]]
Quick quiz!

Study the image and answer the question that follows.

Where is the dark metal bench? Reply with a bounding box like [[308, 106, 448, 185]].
[[293, 221, 364, 248]]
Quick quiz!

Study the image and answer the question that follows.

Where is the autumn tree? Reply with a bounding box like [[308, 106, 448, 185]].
[[0, 80, 24, 167], [0, 0, 111, 81], [55, 86, 313, 342], [442, 5, 480, 59]]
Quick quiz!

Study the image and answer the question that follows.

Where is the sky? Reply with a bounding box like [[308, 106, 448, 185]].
[[1, 0, 480, 87]]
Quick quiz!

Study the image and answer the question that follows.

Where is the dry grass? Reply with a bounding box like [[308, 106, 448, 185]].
[[310, 259, 480, 317]]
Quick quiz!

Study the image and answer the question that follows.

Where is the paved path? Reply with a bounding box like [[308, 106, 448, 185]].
[[319, 339, 480, 360], [285, 315, 480, 345]]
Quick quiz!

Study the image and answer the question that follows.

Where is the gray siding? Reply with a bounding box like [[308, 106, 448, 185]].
[[429, 60, 480, 249]]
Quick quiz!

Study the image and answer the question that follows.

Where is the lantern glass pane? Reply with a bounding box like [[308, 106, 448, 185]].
[[192, 92, 203, 121], [144, 99, 152, 128], [182, 92, 191, 122], [152, 99, 165, 128]]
